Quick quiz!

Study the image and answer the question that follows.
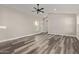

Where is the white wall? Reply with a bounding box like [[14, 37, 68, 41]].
[[41, 19, 48, 32], [0, 6, 42, 41], [76, 14, 79, 40], [48, 14, 76, 35], [77, 15, 79, 39]]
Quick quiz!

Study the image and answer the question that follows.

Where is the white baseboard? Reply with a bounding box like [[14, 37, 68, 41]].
[[0, 32, 78, 43], [48, 33, 76, 37], [76, 35, 79, 40], [0, 32, 42, 43]]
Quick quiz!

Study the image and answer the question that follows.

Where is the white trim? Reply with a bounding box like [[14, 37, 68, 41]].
[[0, 32, 42, 43], [0, 32, 78, 43], [48, 33, 76, 37], [76, 35, 79, 40]]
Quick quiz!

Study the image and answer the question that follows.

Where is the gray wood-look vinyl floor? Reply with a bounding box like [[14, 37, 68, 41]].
[[0, 33, 79, 54]]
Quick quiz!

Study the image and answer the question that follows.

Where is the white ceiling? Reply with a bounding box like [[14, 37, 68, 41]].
[[1, 4, 79, 15]]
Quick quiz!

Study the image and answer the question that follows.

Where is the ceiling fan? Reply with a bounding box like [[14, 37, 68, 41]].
[[32, 4, 44, 14]]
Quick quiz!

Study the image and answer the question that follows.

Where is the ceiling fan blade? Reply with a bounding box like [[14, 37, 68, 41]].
[[37, 4, 39, 6], [39, 10, 44, 13], [39, 8, 44, 10], [37, 11, 39, 14], [33, 7, 37, 10], [42, 11, 44, 13], [32, 11, 36, 12], [37, 4, 39, 9]]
